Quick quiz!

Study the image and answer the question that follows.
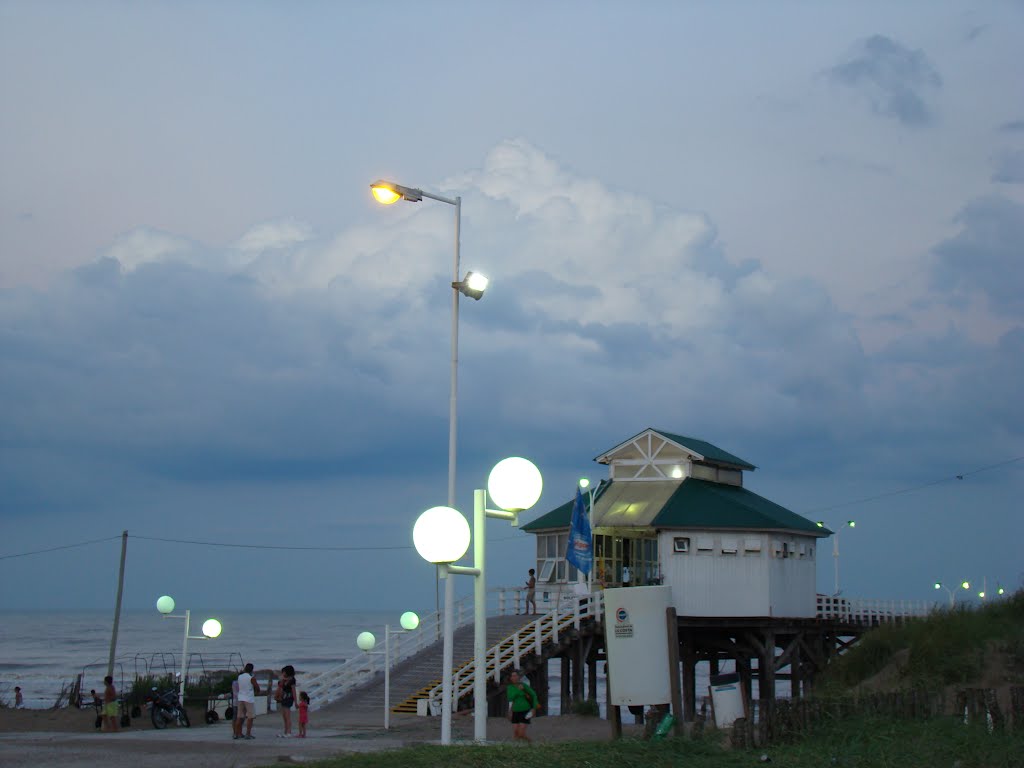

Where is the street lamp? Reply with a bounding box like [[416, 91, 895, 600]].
[[356, 611, 420, 730], [371, 178, 488, 621], [934, 582, 956, 609], [413, 457, 543, 745], [155, 596, 222, 709], [816, 520, 856, 596]]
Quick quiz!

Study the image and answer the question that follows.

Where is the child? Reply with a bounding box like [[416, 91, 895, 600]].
[[297, 691, 310, 738]]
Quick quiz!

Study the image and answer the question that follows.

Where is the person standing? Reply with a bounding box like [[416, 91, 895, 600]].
[[235, 663, 260, 740], [274, 665, 297, 737], [506, 669, 540, 743], [102, 676, 119, 732], [14, 687, 23, 708], [524, 568, 537, 615], [297, 691, 310, 738]]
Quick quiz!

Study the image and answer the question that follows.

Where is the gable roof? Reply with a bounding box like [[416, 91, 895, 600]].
[[594, 428, 756, 471], [522, 478, 825, 536]]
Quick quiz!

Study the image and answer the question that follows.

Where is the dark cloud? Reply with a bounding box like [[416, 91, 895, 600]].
[[992, 149, 1024, 184], [828, 34, 942, 126], [931, 196, 1024, 316], [999, 119, 1024, 133]]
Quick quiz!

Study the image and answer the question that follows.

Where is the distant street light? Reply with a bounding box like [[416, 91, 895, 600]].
[[816, 520, 856, 596], [155, 596, 222, 708], [933, 582, 955, 609], [371, 177, 488, 622], [357, 612, 420, 729]]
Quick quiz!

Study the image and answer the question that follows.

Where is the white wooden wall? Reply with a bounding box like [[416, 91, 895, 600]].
[[658, 531, 819, 618]]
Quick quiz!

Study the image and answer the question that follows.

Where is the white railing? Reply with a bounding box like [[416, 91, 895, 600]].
[[426, 591, 605, 712], [302, 586, 526, 709], [816, 595, 932, 623]]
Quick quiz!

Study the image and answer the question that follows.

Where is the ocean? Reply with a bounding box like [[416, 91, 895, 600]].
[[0, 610, 394, 710]]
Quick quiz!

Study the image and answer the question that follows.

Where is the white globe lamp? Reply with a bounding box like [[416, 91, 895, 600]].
[[400, 611, 420, 631], [156, 595, 175, 615], [413, 506, 471, 564], [202, 619, 223, 639], [488, 457, 543, 512], [357, 631, 376, 651]]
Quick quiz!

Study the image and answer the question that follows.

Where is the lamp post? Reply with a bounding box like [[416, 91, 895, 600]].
[[413, 457, 543, 745], [579, 478, 596, 589], [816, 520, 856, 596], [155, 595, 222, 708], [356, 611, 420, 730], [933, 582, 956, 608]]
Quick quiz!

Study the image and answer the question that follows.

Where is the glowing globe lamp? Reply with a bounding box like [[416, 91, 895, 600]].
[[400, 611, 420, 631], [487, 457, 543, 512], [579, 478, 590, 489], [357, 631, 376, 651], [413, 506, 471, 564], [202, 619, 223, 639], [156, 595, 175, 615]]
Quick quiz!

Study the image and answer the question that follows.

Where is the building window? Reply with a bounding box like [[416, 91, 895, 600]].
[[721, 537, 738, 555], [673, 537, 690, 553]]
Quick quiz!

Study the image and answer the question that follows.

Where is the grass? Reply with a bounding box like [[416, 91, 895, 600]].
[[263, 717, 1023, 768], [820, 590, 1024, 691]]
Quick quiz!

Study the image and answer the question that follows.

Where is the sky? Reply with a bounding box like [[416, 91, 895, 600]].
[[1, 1, 1022, 619]]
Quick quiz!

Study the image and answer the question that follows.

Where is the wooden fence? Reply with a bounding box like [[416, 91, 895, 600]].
[[727, 686, 1024, 749]]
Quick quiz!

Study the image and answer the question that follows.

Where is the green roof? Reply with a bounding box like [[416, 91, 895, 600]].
[[652, 478, 823, 534], [522, 478, 825, 536], [651, 429, 756, 470]]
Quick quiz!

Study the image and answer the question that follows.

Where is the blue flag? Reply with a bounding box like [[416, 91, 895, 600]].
[[566, 487, 593, 575]]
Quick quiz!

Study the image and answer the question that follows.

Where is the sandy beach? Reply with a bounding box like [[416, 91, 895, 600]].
[[0, 705, 639, 767]]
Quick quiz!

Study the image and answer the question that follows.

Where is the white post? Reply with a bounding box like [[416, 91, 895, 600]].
[[473, 489, 487, 743], [440, 568, 455, 744], [384, 624, 391, 730], [447, 196, 461, 515], [179, 609, 190, 707], [833, 530, 840, 596]]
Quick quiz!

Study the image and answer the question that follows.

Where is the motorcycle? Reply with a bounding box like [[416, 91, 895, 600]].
[[149, 687, 190, 729]]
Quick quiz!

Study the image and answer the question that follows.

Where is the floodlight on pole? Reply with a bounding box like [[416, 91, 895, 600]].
[[371, 176, 483, 626]]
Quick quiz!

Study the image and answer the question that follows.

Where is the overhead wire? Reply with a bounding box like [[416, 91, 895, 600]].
[[2, 455, 1021, 561]]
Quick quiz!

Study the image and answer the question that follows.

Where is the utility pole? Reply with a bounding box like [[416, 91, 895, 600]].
[[107, 530, 128, 678]]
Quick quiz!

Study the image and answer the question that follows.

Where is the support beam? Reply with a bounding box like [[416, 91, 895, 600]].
[[681, 628, 697, 722], [666, 607, 683, 735]]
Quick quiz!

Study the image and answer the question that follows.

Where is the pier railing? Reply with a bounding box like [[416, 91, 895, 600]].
[[301, 585, 526, 709], [426, 591, 606, 713], [816, 594, 932, 623]]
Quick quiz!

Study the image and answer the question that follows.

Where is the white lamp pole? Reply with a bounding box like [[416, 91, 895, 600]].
[[933, 582, 955, 609], [155, 596, 221, 708], [816, 520, 855, 596], [579, 478, 596, 590], [413, 458, 543, 745], [356, 611, 420, 730], [371, 180, 489, 627]]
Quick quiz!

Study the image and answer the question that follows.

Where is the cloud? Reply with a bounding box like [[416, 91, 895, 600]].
[[931, 196, 1024, 317], [827, 35, 942, 126], [2, 141, 1022, 611], [999, 119, 1024, 133], [992, 149, 1024, 184]]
